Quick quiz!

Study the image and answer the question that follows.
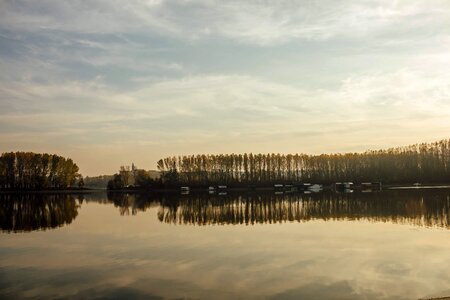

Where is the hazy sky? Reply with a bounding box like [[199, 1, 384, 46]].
[[1, 0, 450, 176]]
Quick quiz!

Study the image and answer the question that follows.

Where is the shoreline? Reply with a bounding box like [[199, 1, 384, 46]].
[[2, 183, 450, 194], [0, 188, 105, 194]]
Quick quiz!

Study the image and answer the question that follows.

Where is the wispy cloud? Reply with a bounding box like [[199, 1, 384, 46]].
[[2, 1, 450, 45], [1, 0, 450, 174], [2, 70, 449, 143]]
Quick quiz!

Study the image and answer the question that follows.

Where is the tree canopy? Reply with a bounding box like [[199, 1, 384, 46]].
[[156, 139, 450, 186], [0, 152, 81, 190], [107, 164, 158, 190]]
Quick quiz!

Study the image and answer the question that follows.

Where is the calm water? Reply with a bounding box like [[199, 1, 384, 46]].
[[1, 190, 450, 300]]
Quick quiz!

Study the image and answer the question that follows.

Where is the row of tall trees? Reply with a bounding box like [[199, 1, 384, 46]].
[[0, 152, 81, 190], [156, 139, 450, 186]]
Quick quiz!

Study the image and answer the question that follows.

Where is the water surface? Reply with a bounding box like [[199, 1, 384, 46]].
[[1, 190, 450, 299]]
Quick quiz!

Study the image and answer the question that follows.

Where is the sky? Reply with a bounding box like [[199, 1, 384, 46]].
[[1, 0, 450, 176]]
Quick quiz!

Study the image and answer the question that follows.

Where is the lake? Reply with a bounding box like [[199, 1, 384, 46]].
[[1, 189, 449, 299]]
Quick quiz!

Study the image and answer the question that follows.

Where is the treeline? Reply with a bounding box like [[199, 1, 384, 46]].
[[156, 139, 450, 186], [0, 152, 81, 190]]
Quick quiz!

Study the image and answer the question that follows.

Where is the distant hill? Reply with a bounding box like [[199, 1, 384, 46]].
[[84, 175, 114, 189]]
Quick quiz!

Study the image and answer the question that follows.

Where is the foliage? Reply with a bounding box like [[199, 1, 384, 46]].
[[156, 139, 450, 186], [107, 164, 158, 190], [107, 174, 125, 190], [0, 152, 81, 190], [0, 194, 80, 232], [77, 177, 85, 188]]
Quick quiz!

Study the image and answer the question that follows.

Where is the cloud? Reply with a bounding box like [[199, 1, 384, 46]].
[[339, 68, 450, 115], [1, 0, 450, 174], [1, 69, 449, 150], [2, 196, 450, 299], [1, 1, 450, 45], [269, 281, 389, 300]]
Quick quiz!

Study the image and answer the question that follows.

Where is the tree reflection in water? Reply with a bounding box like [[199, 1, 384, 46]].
[[1, 190, 449, 231], [103, 190, 450, 228], [146, 190, 449, 228], [0, 193, 80, 232]]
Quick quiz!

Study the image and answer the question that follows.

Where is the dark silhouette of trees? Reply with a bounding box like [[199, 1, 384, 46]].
[[154, 190, 450, 228], [0, 152, 81, 190], [134, 169, 154, 189], [156, 139, 450, 186], [107, 173, 126, 190], [0, 194, 80, 232], [101, 190, 450, 228], [107, 164, 159, 190], [77, 177, 85, 188]]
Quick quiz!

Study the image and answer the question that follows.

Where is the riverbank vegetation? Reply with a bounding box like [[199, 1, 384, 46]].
[[3, 139, 449, 191], [155, 139, 450, 187], [107, 164, 160, 190], [0, 152, 82, 190]]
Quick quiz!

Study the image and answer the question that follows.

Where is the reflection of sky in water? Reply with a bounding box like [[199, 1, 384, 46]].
[[0, 195, 450, 299]]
